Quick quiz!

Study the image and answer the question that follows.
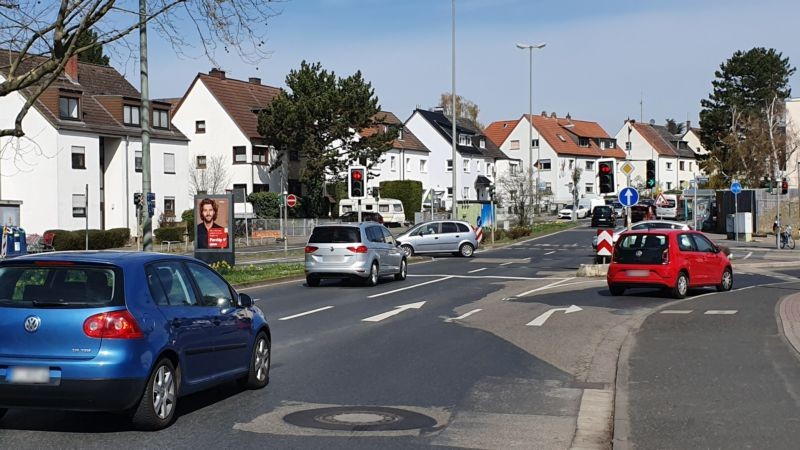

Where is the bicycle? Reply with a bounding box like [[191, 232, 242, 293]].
[[780, 224, 795, 250]]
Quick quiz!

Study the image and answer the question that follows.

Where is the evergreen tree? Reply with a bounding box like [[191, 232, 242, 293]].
[[665, 118, 684, 135], [75, 29, 110, 66], [699, 48, 795, 186], [258, 61, 397, 217]]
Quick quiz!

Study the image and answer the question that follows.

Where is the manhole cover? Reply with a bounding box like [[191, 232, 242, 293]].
[[283, 406, 437, 431]]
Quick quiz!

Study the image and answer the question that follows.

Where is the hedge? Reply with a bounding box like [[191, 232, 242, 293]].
[[154, 226, 186, 243], [247, 192, 281, 218], [45, 228, 130, 251], [379, 180, 423, 221]]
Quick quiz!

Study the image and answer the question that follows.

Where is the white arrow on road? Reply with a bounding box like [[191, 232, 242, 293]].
[[362, 301, 426, 323], [526, 305, 582, 327]]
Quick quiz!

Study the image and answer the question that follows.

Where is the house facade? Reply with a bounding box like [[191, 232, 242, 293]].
[[0, 56, 189, 235], [405, 109, 513, 208], [486, 112, 626, 206], [172, 69, 282, 201], [614, 120, 700, 192]]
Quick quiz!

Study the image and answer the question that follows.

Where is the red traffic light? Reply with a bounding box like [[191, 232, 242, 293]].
[[351, 170, 363, 180], [599, 164, 612, 174]]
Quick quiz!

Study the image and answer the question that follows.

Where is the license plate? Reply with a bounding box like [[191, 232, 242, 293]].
[[323, 256, 345, 263], [9, 366, 50, 384], [626, 270, 650, 277]]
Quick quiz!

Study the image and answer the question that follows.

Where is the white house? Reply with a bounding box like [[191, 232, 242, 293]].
[[784, 98, 800, 183], [680, 121, 708, 157], [404, 108, 514, 208], [486, 112, 626, 205], [614, 120, 700, 191], [0, 55, 189, 235], [172, 69, 282, 200]]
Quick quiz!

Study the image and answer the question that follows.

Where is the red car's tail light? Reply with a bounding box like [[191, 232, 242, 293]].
[[304, 246, 318, 253], [83, 310, 143, 339], [347, 245, 369, 253], [661, 248, 669, 264]]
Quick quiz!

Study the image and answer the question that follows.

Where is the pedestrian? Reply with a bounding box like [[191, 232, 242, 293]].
[[645, 206, 656, 221]]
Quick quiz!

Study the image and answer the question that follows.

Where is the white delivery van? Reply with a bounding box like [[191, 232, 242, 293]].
[[339, 198, 406, 224], [578, 197, 605, 218], [656, 194, 685, 220]]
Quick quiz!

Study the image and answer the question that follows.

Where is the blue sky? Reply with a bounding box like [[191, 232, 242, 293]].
[[127, 0, 800, 134]]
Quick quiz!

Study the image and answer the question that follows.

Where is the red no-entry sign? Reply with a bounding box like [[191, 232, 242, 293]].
[[286, 194, 297, 208]]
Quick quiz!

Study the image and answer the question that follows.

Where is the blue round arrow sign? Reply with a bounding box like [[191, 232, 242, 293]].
[[731, 181, 742, 195], [618, 187, 639, 207]]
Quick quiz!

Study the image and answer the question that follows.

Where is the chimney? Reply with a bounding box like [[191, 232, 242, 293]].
[[649, 118, 655, 125], [565, 112, 572, 121], [209, 68, 226, 80], [550, 112, 557, 119], [541, 110, 547, 117], [248, 77, 261, 85], [685, 120, 691, 131], [65, 55, 78, 81]]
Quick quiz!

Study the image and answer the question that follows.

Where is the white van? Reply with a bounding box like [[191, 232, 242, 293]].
[[339, 198, 406, 224], [656, 194, 685, 220], [577, 197, 605, 218]]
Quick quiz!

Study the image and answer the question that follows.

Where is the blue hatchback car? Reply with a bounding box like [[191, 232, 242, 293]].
[[0, 252, 271, 430]]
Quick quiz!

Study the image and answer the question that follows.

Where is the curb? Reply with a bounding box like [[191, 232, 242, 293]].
[[778, 293, 800, 357], [577, 264, 609, 277], [732, 261, 800, 270]]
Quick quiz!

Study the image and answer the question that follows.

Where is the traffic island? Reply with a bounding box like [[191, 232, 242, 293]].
[[577, 263, 609, 277]]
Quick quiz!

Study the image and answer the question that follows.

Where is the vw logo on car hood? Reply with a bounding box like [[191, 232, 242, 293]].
[[635, 250, 643, 257], [24, 315, 41, 333]]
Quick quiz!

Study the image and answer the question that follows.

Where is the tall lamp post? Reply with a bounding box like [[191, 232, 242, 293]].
[[516, 42, 546, 223], [451, 0, 458, 220]]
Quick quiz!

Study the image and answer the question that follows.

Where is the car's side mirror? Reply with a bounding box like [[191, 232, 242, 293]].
[[238, 293, 253, 308]]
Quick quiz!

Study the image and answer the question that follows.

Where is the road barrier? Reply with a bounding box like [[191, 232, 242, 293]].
[[596, 229, 613, 263]]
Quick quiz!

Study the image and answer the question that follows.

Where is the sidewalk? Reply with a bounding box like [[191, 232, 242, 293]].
[[705, 231, 795, 251]]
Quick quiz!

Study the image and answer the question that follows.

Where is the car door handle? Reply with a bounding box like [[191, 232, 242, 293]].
[[171, 318, 181, 328], [434, 237, 439, 239], [455, 235, 460, 238]]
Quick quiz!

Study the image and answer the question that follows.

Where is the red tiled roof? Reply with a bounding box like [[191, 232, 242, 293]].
[[360, 111, 429, 153], [175, 73, 281, 139], [484, 119, 518, 147], [526, 114, 626, 158]]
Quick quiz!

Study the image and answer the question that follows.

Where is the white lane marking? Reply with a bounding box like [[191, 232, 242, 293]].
[[500, 262, 513, 266], [240, 278, 303, 291], [468, 268, 487, 273], [705, 310, 738, 315], [367, 276, 453, 299], [278, 306, 334, 321], [407, 274, 568, 281], [517, 277, 576, 297], [660, 310, 693, 314], [444, 309, 483, 323], [544, 251, 556, 255], [362, 301, 426, 322], [744, 252, 753, 260], [526, 305, 582, 326]]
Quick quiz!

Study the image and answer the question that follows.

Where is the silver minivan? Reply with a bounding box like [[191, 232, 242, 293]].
[[304, 223, 407, 287], [396, 220, 478, 257]]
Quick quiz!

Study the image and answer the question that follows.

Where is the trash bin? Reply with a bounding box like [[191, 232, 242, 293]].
[[1, 226, 27, 258], [725, 214, 735, 240]]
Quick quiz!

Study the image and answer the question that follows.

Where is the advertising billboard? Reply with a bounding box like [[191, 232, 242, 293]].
[[193, 194, 235, 265]]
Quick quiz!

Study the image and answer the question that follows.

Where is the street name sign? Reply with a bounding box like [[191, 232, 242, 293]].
[[618, 187, 639, 207]]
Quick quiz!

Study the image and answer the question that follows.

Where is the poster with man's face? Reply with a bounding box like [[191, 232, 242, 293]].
[[195, 197, 230, 250]]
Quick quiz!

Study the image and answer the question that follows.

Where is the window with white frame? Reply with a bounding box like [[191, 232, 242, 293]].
[[463, 158, 469, 173], [164, 197, 175, 217], [390, 155, 396, 171], [446, 159, 453, 172], [532, 139, 539, 148], [666, 162, 673, 170], [405, 157, 411, 171], [666, 182, 672, 190], [579, 137, 590, 147], [135, 150, 142, 173], [71, 146, 85, 169], [510, 140, 520, 150], [585, 183, 594, 194], [252, 146, 268, 165], [233, 146, 247, 164], [479, 137, 486, 148], [447, 187, 453, 196], [123, 105, 140, 126], [152, 109, 169, 129], [680, 161, 685, 171], [539, 159, 551, 171], [585, 160, 594, 171], [420, 159, 427, 172], [164, 153, 176, 174], [72, 193, 86, 217], [510, 163, 518, 175], [196, 155, 207, 169], [486, 162, 492, 174], [458, 134, 471, 145], [476, 160, 481, 173]]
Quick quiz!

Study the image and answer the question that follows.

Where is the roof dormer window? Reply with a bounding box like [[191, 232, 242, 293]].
[[479, 137, 486, 148], [579, 137, 590, 147], [59, 97, 80, 120], [152, 109, 170, 130], [458, 134, 471, 146], [123, 105, 140, 126]]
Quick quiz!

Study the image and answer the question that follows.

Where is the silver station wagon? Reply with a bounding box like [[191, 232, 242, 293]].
[[395, 220, 479, 257], [304, 223, 407, 287]]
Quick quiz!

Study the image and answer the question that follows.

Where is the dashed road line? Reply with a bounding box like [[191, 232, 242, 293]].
[[500, 262, 513, 266], [278, 306, 334, 321], [368, 276, 454, 299], [544, 250, 556, 255], [705, 310, 738, 315], [408, 274, 567, 281], [444, 309, 483, 322], [468, 268, 487, 274], [660, 310, 693, 314], [744, 251, 753, 260]]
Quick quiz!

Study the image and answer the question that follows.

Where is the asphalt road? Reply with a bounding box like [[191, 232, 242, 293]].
[[2, 223, 798, 449]]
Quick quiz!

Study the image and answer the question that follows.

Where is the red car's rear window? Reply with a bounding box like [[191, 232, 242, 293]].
[[614, 234, 668, 264]]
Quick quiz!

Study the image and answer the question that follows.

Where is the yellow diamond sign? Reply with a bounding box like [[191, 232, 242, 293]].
[[620, 161, 635, 176]]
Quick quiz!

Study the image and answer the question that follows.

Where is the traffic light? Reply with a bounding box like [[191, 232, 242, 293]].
[[646, 160, 656, 189], [146, 192, 156, 218], [764, 177, 773, 193], [598, 159, 615, 194], [133, 192, 142, 208], [348, 166, 366, 199], [782, 178, 789, 195]]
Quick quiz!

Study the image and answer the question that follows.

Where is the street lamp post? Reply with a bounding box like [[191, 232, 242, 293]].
[[516, 42, 546, 224], [451, 0, 458, 220]]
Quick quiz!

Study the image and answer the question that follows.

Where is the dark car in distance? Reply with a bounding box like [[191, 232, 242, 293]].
[[591, 205, 617, 227], [339, 211, 384, 224]]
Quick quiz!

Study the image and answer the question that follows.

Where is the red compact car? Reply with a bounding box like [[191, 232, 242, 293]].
[[606, 229, 732, 299]]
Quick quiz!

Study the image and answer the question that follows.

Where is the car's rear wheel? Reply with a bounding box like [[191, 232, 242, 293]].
[[306, 275, 320, 287], [400, 244, 414, 257], [394, 259, 407, 281], [459, 243, 475, 257], [609, 285, 625, 296], [672, 272, 689, 299], [365, 262, 379, 286], [717, 267, 733, 292], [240, 332, 270, 389], [131, 358, 178, 430]]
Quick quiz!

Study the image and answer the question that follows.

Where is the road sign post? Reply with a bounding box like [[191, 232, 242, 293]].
[[619, 186, 639, 230], [286, 194, 297, 208], [731, 181, 742, 243]]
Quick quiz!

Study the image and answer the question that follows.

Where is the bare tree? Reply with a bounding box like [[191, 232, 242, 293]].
[[497, 166, 535, 227], [189, 154, 230, 196], [0, 0, 282, 138], [438, 92, 483, 130]]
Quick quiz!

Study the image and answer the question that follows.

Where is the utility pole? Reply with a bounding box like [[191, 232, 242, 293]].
[[516, 42, 546, 224], [451, 0, 458, 221], [139, 0, 153, 251]]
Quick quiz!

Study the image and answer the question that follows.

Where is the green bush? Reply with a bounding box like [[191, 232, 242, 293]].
[[508, 226, 532, 240], [248, 192, 282, 219], [45, 228, 130, 250], [154, 226, 186, 243], [494, 227, 508, 241], [182, 209, 195, 241], [379, 180, 423, 221], [106, 228, 131, 247]]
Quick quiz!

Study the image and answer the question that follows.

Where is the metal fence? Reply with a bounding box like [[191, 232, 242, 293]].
[[237, 218, 340, 237]]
